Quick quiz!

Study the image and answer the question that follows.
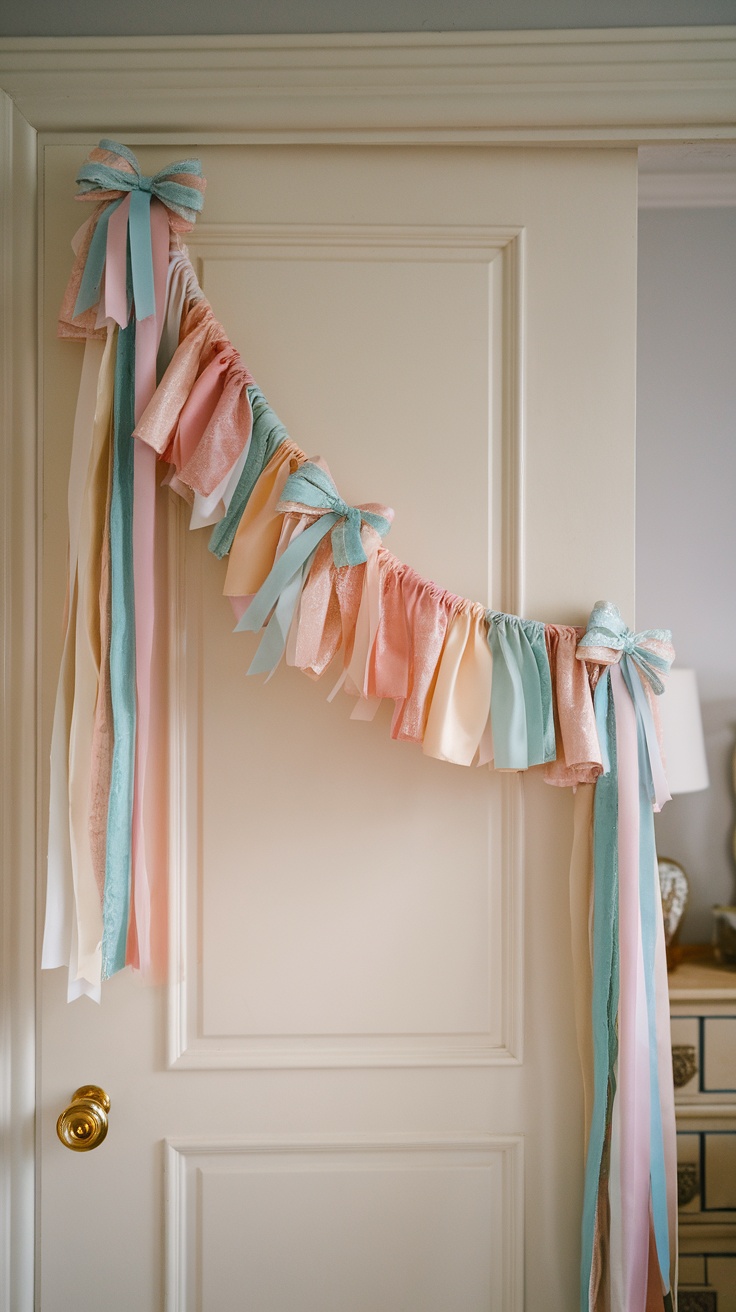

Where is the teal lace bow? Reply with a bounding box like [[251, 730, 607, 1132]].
[[73, 139, 205, 322]]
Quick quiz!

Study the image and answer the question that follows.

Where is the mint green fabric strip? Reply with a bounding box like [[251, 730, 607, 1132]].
[[486, 612, 555, 768], [528, 621, 557, 762], [209, 386, 287, 559], [102, 317, 137, 978], [580, 670, 619, 1311]]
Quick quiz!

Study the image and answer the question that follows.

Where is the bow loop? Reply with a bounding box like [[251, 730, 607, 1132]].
[[278, 460, 393, 567], [577, 600, 674, 695]]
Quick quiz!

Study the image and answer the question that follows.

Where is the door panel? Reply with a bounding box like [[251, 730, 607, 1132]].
[[40, 143, 637, 1311]]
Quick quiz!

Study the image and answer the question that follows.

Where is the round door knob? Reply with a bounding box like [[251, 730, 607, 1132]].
[[56, 1085, 111, 1152]]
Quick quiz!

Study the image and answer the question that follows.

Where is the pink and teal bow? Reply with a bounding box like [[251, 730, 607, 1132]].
[[236, 460, 392, 676], [576, 600, 673, 695], [73, 139, 205, 323]]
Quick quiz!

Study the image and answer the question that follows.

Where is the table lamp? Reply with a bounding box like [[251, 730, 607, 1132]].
[[656, 667, 709, 951]]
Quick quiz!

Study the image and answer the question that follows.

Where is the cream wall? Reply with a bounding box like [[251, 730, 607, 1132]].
[[637, 205, 736, 942]]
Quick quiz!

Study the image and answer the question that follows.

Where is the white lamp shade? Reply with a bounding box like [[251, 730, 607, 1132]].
[[658, 667, 709, 795]]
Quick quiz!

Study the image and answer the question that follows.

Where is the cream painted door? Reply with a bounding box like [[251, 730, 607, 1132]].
[[39, 142, 637, 1312]]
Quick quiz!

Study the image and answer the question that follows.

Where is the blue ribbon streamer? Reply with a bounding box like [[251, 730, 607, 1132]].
[[102, 316, 137, 978]]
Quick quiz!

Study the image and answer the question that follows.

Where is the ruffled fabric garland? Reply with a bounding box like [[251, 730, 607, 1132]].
[[47, 142, 678, 1312]]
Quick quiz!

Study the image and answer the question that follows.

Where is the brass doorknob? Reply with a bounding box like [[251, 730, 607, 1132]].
[[56, 1085, 111, 1152]]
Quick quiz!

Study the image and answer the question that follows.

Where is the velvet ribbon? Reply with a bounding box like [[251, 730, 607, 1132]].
[[486, 611, 556, 769]]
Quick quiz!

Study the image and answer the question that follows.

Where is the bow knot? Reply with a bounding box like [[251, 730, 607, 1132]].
[[278, 460, 393, 567], [577, 600, 674, 695]]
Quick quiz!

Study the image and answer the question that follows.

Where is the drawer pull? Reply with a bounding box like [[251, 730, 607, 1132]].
[[672, 1044, 698, 1088], [677, 1162, 700, 1208]]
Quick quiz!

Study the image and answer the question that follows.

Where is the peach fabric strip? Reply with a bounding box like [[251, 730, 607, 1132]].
[[223, 441, 305, 598], [544, 625, 604, 788], [423, 602, 492, 766]]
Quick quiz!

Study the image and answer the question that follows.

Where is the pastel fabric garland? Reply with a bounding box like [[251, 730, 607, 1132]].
[[47, 141, 678, 1312]]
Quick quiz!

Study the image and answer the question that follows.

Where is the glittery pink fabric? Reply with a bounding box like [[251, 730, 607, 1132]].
[[368, 554, 410, 701], [134, 302, 229, 456], [177, 353, 255, 497], [544, 625, 603, 787], [381, 562, 465, 744]]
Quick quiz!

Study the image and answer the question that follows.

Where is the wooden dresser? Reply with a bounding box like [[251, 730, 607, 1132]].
[[669, 956, 736, 1309]]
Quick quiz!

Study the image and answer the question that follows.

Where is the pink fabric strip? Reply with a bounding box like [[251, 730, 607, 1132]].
[[611, 663, 651, 1312], [127, 200, 171, 974]]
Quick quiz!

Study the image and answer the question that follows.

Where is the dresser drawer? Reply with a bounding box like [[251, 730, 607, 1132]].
[[703, 1017, 736, 1093], [678, 1253, 736, 1312], [678, 1129, 736, 1214]]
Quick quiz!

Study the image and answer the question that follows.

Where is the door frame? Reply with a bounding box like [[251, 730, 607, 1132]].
[[2, 27, 735, 1311]]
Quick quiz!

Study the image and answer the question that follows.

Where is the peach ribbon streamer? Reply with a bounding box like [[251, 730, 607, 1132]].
[[43, 335, 112, 1000]]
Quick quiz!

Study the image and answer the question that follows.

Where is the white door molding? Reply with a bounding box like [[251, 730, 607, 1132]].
[[0, 27, 735, 142], [0, 90, 37, 1312], [1, 28, 734, 1312]]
